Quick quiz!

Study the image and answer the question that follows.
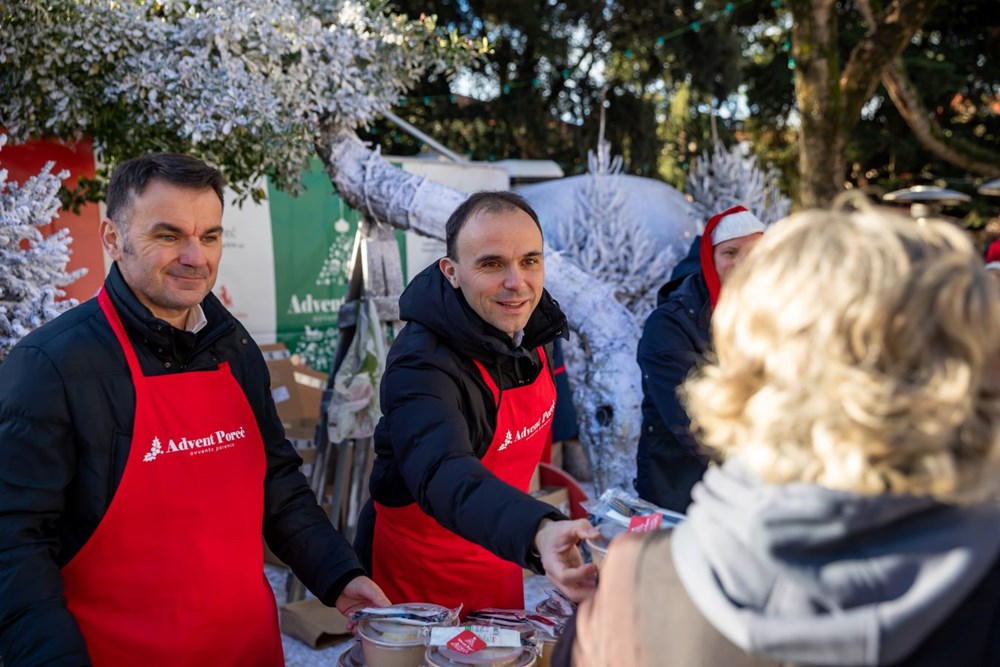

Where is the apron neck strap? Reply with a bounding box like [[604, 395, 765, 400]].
[[98, 287, 144, 379]]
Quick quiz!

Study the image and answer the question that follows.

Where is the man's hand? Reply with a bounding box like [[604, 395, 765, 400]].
[[534, 518, 600, 603], [335, 575, 391, 632]]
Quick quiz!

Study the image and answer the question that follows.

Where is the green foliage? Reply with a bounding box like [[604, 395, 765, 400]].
[[1, 0, 485, 202], [364, 0, 752, 179]]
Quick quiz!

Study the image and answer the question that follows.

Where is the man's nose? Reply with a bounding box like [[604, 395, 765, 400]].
[[178, 238, 208, 266], [503, 266, 526, 290]]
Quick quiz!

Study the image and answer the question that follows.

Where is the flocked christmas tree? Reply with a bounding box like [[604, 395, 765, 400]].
[[548, 131, 676, 321], [0, 135, 86, 360], [686, 137, 791, 227]]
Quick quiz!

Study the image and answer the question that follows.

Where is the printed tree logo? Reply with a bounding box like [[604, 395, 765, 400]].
[[315, 218, 354, 287], [143, 436, 162, 462]]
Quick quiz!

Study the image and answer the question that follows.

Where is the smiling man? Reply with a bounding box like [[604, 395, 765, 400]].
[[0, 153, 387, 666], [355, 191, 599, 613]]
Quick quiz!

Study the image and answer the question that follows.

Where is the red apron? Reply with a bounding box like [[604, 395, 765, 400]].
[[61, 289, 283, 666], [372, 347, 556, 613]]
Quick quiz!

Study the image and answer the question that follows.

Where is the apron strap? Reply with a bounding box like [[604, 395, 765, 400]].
[[471, 346, 548, 409], [97, 287, 145, 381]]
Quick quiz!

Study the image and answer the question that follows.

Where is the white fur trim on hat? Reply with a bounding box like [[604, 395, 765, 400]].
[[986, 261, 1000, 272], [711, 209, 766, 246]]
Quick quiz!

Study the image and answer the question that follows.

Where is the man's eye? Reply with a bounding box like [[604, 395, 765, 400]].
[[203, 236, 219, 243], [159, 234, 177, 241]]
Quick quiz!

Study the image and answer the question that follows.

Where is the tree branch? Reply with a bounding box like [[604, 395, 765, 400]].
[[881, 62, 1000, 177], [854, 0, 1000, 176], [839, 0, 940, 129]]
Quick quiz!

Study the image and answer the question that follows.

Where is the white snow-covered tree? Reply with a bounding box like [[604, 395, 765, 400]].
[[1, 0, 484, 199], [686, 139, 791, 227], [548, 138, 677, 321], [0, 135, 86, 360]]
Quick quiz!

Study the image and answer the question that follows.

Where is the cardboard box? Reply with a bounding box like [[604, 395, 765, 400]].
[[293, 367, 327, 422], [279, 598, 351, 648], [261, 343, 326, 446], [261, 343, 304, 429], [529, 465, 541, 493], [550, 440, 564, 470]]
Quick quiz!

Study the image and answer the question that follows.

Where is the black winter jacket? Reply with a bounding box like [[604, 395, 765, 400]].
[[355, 263, 569, 574], [0, 265, 363, 666], [634, 271, 711, 513]]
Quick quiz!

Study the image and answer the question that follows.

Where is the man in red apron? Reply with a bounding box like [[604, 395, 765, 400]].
[[0, 154, 388, 665], [354, 191, 598, 614]]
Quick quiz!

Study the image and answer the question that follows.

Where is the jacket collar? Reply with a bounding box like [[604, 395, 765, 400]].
[[399, 262, 568, 361], [103, 263, 234, 359]]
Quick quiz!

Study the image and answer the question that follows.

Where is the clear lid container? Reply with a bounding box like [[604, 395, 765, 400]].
[[424, 645, 537, 667], [356, 603, 458, 648]]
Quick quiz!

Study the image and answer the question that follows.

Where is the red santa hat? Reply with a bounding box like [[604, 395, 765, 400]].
[[985, 239, 1000, 272], [710, 207, 767, 246], [700, 205, 767, 307]]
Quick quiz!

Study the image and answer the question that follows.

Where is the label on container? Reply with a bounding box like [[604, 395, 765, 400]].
[[628, 513, 663, 533], [447, 629, 488, 655], [430, 626, 522, 652]]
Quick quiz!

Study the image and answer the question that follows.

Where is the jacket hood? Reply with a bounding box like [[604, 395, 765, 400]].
[[398, 261, 568, 361], [672, 460, 1000, 666], [656, 269, 709, 312]]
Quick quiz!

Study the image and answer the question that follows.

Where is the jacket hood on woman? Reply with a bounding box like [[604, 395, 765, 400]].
[[672, 461, 1000, 666]]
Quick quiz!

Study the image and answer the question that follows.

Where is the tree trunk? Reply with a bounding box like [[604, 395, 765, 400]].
[[790, 0, 944, 207], [790, 0, 847, 208]]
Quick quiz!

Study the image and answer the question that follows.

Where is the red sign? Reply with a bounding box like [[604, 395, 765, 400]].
[[628, 513, 663, 533], [447, 629, 487, 655]]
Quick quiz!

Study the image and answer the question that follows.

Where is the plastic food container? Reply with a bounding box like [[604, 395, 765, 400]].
[[356, 603, 457, 667], [584, 521, 627, 569], [461, 612, 561, 667], [536, 637, 557, 667], [337, 637, 365, 667], [424, 645, 538, 667]]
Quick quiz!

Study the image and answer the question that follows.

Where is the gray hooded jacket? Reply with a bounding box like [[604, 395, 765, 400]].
[[672, 461, 1000, 666]]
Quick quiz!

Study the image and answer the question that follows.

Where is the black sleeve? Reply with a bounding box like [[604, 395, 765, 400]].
[[635, 308, 708, 512], [0, 346, 93, 665], [636, 308, 702, 450], [381, 355, 565, 571], [243, 343, 364, 605]]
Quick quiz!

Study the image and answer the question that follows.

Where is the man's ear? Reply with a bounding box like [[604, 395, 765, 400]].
[[438, 256, 460, 288], [100, 219, 124, 261]]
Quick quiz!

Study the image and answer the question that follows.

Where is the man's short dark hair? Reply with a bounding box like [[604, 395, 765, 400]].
[[106, 153, 226, 225], [445, 191, 543, 260]]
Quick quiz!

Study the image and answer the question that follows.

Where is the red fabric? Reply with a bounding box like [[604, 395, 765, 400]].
[[700, 205, 750, 308], [986, 240, 1000, 264], [61, 289, 283, 667], [372, 347, 556, 614]]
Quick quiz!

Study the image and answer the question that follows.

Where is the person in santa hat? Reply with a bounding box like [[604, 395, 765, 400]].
[[635, 205, 766, 513], [985, 239, 1000, 287]]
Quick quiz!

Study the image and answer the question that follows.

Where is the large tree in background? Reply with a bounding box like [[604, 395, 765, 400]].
[[371, 0, 999, 208], [742, 0, 999, 209], [362, 0, 748, 182]]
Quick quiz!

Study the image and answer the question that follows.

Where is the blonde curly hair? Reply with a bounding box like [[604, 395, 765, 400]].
[[682, 203, 1000, 501]]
